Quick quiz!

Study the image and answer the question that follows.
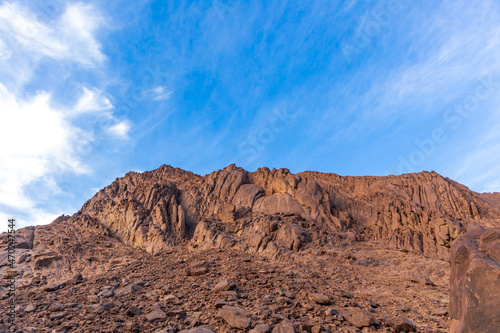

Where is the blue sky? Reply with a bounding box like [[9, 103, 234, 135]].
[[1, 0, 500, 231]]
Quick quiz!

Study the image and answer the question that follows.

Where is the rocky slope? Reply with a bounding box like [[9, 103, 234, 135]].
[[0, 164, 499, 332]]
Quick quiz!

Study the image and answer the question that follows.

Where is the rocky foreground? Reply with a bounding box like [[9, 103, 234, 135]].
[[0, 165, 499, 332]]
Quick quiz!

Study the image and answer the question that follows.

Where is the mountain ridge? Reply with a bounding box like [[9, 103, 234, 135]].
[[66, 164, 500, 259]]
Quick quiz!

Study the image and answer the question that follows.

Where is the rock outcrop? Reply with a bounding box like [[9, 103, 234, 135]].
[[65, 165, 500, 261], [450, 226, 500, 333]]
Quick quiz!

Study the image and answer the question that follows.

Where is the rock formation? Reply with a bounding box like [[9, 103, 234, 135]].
[[0, 164, 498, 332], [69, 165, 499, 260], [450, 225, 500, 333]]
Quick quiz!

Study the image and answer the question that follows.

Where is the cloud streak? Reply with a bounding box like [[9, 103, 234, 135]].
[[0, 2, 105, 66]]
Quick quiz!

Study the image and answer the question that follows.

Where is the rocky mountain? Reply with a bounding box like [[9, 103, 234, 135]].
[[0, 165, 499, 332], [74, 164, 499, 259]]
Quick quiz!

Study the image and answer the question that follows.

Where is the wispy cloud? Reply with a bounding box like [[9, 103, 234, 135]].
[[148, 86, 173, 101], [0, 2, 105, 66], [444, 110, 500, 192], [0, 2, 127, 231], [303, 1, 500, 188], [337, 1, 500, 125], [73, 86, 113, 115], [106, 119, 131, 140]]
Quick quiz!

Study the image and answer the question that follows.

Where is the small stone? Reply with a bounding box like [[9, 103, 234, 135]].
[[16, 253, 28, 264], [272, 313, 287, 321], [212, 278, 237, 292], [311, 325, 324, 333], [190, 260, 209, 268], [145, 308, 166, 322], [398, 304, 411, 312], [272, 320, 297, 333], [220, 305, 251, 329], [325, 308, 337, 316], [303, 302, 314, 311], [115, 283, 141, 297], [52, 328, 67, 333], [309, 293, 331, 305], [410, 272, 434, 286], [277, 296, 291, 304], [126, 306, 141, 317], [49, 312, 67, 320], [25, 303, 35, 312], [215, 300, 227, 308], [346, 327, 362, 333], [250, 323, 271, 333], [102, 301, 114, 310], [72, 273, 83, 284], [178, 327, 214, 333], [340, 307, 374, 328], [221, 290, 238, 297], [164, 294, 180, 304], [99, 288, 114, 298], [83, 304, 100, 314], [432, 308, 448, 316], [125, 321, 139, 332], [49, 303, 63, 312], [87, 295, 99, 303], [187, 266, 208, 276], [166, 308, 186, 318], [94, 305, 105, 314], [387, 317, 416, 332]]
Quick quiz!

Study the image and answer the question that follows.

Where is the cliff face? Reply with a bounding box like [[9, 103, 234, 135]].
[[68, 165, 499, 260]]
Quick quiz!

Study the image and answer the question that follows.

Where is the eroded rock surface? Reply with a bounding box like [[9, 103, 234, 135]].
[[450, 226, 500, 333]]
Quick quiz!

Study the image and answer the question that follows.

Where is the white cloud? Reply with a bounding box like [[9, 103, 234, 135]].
[[58, 3, 106, 65], [0, 84, 88, 217], [0, 2, 130, 232], [0, 83, 130, 231], [0, 2, 105, 66], [107, 120, 131, 140], [73, 86, 113, 115]]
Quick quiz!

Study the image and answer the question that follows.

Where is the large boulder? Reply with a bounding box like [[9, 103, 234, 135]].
[[232, 184, 264, 208], [275, 224, 309, 251], [253, 193, 306, 218], [450, 226, 500, 333]]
